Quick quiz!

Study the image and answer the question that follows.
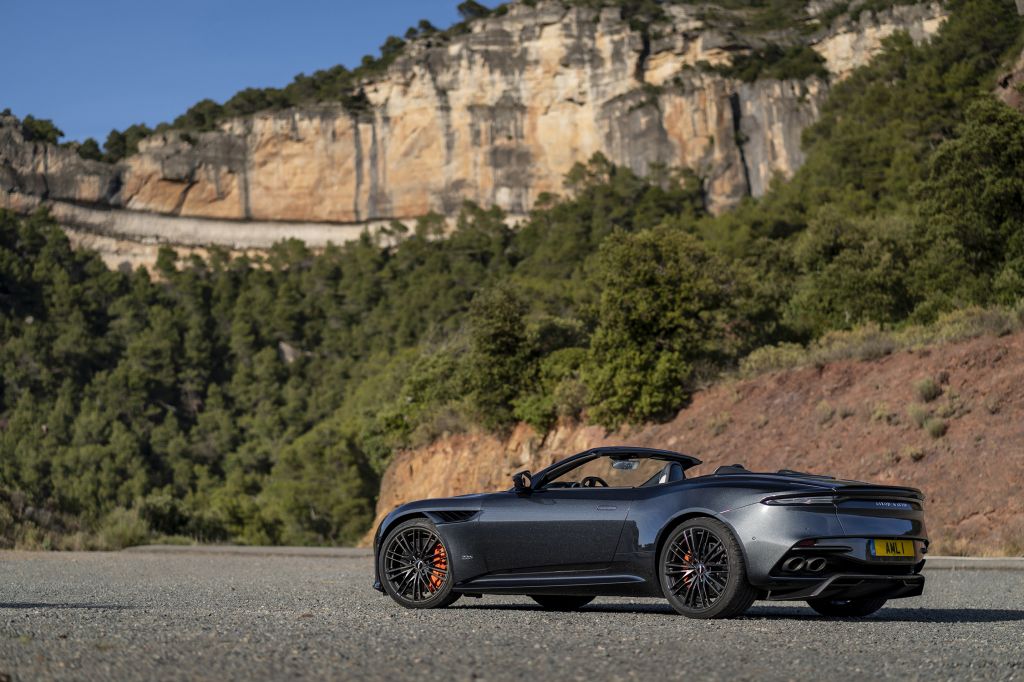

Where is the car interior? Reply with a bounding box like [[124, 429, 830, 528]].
[[542, 456, 686, 489]]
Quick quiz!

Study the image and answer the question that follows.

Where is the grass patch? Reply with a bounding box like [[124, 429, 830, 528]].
[[914, 377, 943, 402], [903, 446, 926, 462], [815, 400, 836, 425], [924, 418, 948, 439], [97, 508, 150, 550], [907, 404, 930, 428], [739, 305, 1024, 379], [707, 412, 732, 436], [870, 402, 897, 425]]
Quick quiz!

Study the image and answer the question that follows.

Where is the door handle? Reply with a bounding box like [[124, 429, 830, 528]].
[[596, 504, 617, 511]]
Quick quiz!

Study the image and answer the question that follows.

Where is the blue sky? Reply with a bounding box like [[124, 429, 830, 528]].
[[2, 0, 498, 143]]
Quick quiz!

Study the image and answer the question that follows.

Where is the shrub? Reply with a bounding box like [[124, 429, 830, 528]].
[[936, 392, 968, 419], [716, 45, 828, 82], [870, 402, 898, 425], [882, 449, 901, 466], [739, 343, 805, 377], [21, 115, 64, 144], [903, 446, 926, 462], [76, 137, 103, 161], [815, 400, 835, 425], [907, 404, 930, 428], [815, 325, 897, 363], [708, 412, 732, 436], [552, 377, 587, 421], [97, 508, 150, 550], [914, 377, 942, 402], [924, 418, 948, 439]]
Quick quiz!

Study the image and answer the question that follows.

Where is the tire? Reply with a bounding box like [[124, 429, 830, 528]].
[[529, 595, 594, 611], [659, 517, 757, 619], [379, 518, 461, 609], [807, 597, 887, 618]]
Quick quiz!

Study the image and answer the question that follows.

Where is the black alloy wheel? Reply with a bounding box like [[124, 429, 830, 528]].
[[659, 517, 757, 619], [379, 519, 461, 609]]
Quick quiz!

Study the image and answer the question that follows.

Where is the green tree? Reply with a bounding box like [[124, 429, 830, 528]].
[[785, 208, 915, 335], [21, 115, 63, 144], [466, 286, 531, 430], [910, 98, 1024, 315], [585, 227, 744, 428], [76, 138, 103, 161], [457, 1, 490, 21]]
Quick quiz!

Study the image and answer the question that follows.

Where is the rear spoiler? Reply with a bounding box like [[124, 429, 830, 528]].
[[830, 485, 925, 502]]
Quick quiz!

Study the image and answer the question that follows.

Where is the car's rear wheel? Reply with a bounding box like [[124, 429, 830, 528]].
[[379, 519, 461, 609], [807, 597, 887, 618], [659, 518, 757, 619], [529, 595, 594, 611]]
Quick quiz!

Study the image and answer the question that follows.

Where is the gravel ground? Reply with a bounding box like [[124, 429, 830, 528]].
[[1, 550, 1023, 681]]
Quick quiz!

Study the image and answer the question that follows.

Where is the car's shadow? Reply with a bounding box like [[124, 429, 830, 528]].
[[453, 602, 1024, 623], [0, 602, 128, 610]]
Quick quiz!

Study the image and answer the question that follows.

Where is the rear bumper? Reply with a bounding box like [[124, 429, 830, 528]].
[[765, 572, 925, 601]]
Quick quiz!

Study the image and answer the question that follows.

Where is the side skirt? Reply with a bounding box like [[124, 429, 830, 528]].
[[453, 572, 658, 597]]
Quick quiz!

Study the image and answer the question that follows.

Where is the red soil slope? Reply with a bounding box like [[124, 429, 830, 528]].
[[371, 331, 1024, 555]]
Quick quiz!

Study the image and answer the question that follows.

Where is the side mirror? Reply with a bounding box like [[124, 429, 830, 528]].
[[512, 470, 533, 493]]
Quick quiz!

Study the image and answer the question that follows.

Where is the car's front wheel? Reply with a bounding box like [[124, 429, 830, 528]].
[[529, 595, 594, 611], [659, 518, 757, 619], [807, 597, 887, 618], [379, 518, 461, 609]]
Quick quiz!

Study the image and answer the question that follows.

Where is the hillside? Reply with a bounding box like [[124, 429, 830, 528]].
[[372, 325, 1024, 555], [0, 0, 944, 266], [2, 0, 1023, 552]]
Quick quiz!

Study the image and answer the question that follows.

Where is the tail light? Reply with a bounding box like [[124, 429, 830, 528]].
[[762, 495, 835, 506]]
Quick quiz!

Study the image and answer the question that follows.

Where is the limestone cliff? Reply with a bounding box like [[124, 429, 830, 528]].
[[1, 1, 944, 263]]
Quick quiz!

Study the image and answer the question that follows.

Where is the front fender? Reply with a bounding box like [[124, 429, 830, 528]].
[[371, 497, 486, 591]]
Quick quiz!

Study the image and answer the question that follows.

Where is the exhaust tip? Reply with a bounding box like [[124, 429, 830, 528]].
[[805, 557, 827, 572], [782, 557, 806, 572]]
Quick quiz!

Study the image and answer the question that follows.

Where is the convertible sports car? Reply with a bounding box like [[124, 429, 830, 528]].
[[372, 446, 928, 619]]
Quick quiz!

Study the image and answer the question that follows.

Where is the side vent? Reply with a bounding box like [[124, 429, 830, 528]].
[[432, 510, 479, 524]]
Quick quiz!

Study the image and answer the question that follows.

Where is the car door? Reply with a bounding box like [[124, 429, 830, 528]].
[[476, 488, 630, 573]]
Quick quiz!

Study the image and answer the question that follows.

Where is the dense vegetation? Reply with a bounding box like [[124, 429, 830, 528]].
[[2, 0, 1022, 549]]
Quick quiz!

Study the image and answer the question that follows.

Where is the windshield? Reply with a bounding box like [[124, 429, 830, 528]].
[[543, 455, 672, 489]]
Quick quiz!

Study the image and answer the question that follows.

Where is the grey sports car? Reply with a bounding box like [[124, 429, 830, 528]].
[[373, 446, 928, 618]]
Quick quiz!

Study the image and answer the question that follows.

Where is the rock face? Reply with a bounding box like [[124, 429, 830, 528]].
[[370, 330, 1024, 555], [997, 47, 1024, 112], [1, 1, 945, 259]]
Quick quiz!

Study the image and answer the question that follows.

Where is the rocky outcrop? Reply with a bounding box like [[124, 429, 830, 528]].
[[1, 1, 945, 261], [370, 329, 1024, 555], [997, 47, 1024, 112]]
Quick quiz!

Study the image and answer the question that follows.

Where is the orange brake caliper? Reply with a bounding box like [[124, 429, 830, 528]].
[[428, 542, 447, 592]]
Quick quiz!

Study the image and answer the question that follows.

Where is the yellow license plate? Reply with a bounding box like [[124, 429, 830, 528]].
[[873, 539, 914, 557]]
